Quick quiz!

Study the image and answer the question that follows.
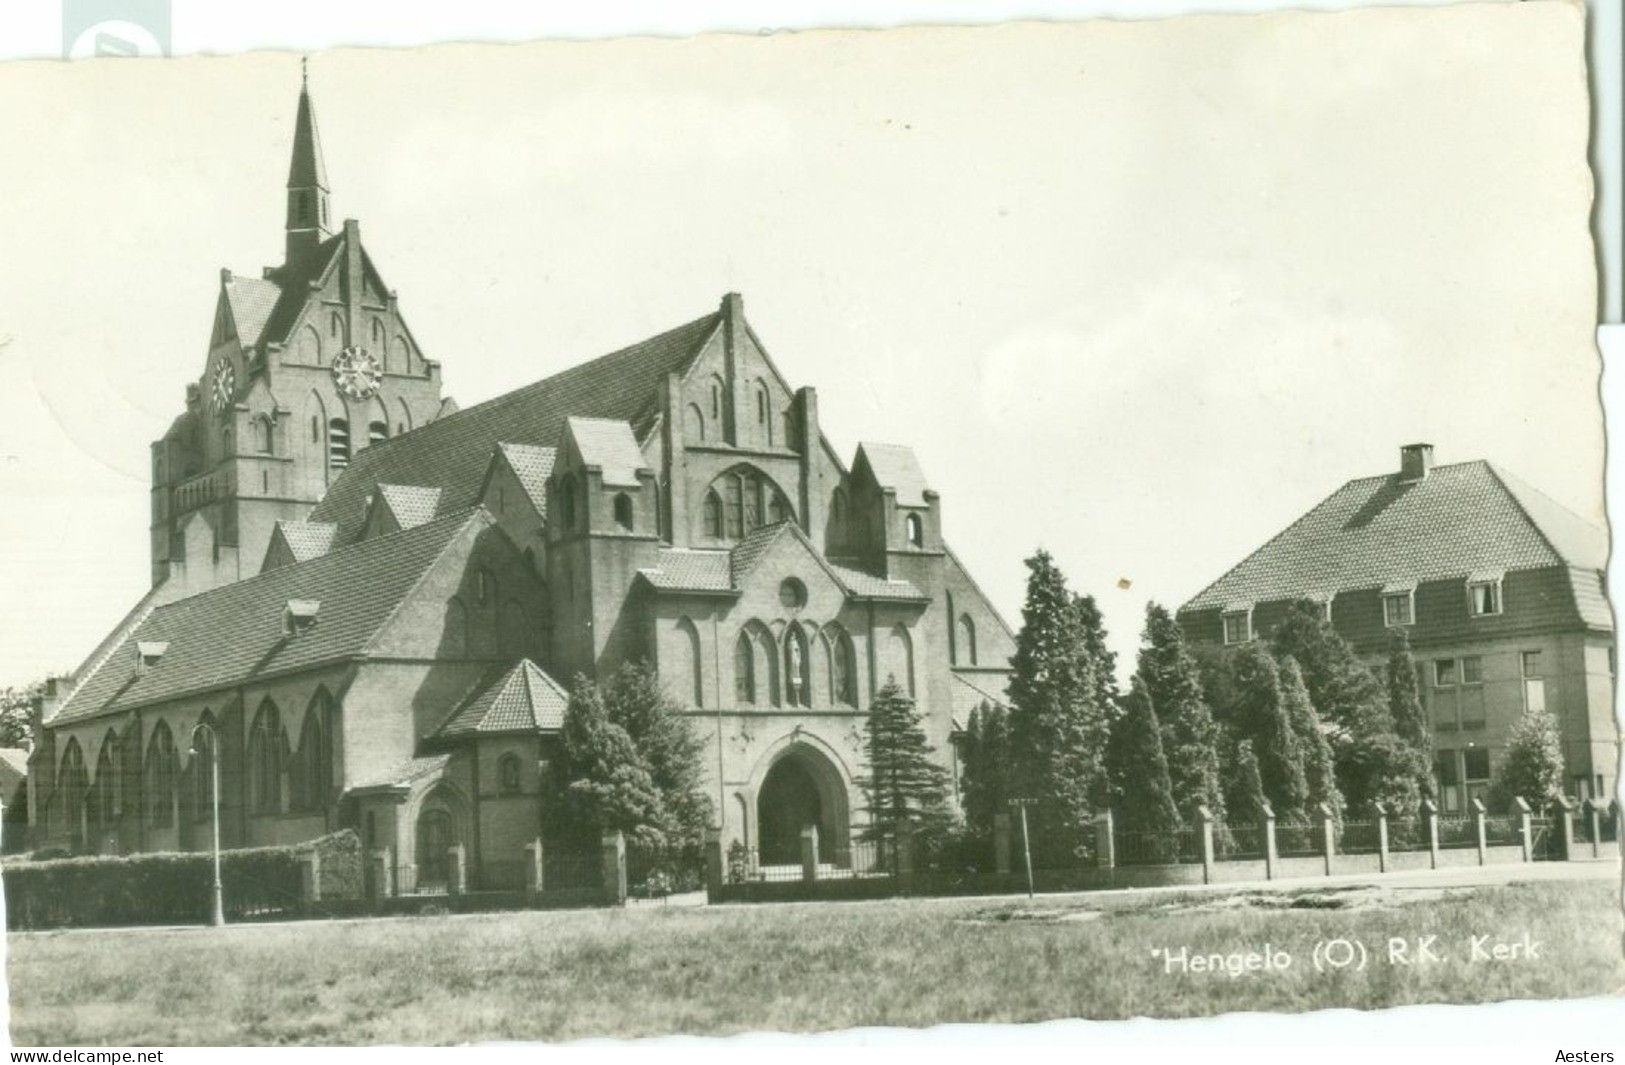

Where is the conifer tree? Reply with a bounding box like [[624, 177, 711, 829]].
[[1384, 630, 1434, 802], [1268, 601, 1387, 736], [960, 701, 1011, 843], [1137, 603, 1226, 823], [1490, 703, 1565, 812], [1106, 677, 1182, 834], [1278, 656, 1344, 819], [1005, 549, 1111, 862], [859, 680, 954, 847], [1223, 739, 1269, 824], [1226, 644, 1309, 822]]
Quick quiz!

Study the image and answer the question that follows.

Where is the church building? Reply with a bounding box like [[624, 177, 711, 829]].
[[27, 77, 1016, 891]]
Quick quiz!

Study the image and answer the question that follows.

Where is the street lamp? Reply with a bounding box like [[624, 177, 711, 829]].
[[1007, 797, 1038, 898], [189, 721, 225, 927]]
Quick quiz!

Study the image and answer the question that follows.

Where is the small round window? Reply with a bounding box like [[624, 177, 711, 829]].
[[779, 577, 808, 610]]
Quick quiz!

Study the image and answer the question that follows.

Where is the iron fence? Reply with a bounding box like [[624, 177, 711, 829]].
[[1386, 817, 1431, 852], [1339, 820, 1380, 855], [1482, 815, 1521, 847], [1217, 822, 1266, 860], [1116, 826, 1201, 866], [1274, 821, 1321, 857], [1530, 817, 1561, 860], [1436, 816, 1477, 849]]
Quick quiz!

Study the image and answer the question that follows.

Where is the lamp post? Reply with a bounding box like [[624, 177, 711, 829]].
[[1007, 797, 1037, 898], [189, 721, 224, 927]]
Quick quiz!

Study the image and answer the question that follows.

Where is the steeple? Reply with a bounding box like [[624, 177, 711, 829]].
[[284, 58, 332, 264]]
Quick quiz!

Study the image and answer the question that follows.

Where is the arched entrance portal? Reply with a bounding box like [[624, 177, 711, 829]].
[[756, 744, 850, 866], [413, 785, 465, 893]]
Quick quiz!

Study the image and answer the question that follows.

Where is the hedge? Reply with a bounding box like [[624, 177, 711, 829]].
[[2, 829, 362, 930]]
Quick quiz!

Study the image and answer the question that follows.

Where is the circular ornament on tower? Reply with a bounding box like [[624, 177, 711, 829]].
[[332, 345, 382, 400], [779, 577, 808, 610], [209, 359, 237, 414]]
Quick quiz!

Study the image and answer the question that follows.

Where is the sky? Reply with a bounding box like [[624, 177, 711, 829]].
[[0, 0, 1602, 686]]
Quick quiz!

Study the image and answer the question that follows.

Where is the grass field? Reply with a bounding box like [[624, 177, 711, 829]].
[[8, 875, 1623, 1045]]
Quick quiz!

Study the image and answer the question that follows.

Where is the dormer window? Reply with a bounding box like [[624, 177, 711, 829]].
[[135, 641, 169, 674], [283, 599, 321, 637], [1467, 573, 1503, 617], [1222, 607, 1251, 645], [1382, 584, 1416, 627]]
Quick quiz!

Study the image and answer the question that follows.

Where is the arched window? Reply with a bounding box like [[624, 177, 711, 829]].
[[59, 741, 88, 851], [829, 626, 858, 708], [756, 383, 767, 425], [497, 753, 521, 795], [675, 617, 703, 708], [905, 512, 924, 547], [254, 416, 274, 454], [768, 493, 791, 525], [958, 614, 978, 666], [557, 475, 577, 531], [705, 465, 794, 542], [710, 377, 723, 420], [757, 628, 781, 707], [391, 336, 410, 375], [91, 737, 118, 839], [144, 724, 176, 829], [396, 397, 413, 436], [368, 420, 388, 446], [831, 487, 847, 523], [613, 493, 634, 532], [783, 626, 811, 707], [685, 404, 706, 443], [329, 312, 344, 340], [888, 624, 915, 697], [297, 324, 322, 365], [703, 491, 723, 539], [371, 317, 384, 345], [724, 476, 744, 539], [247, 702, 283, 815], [292, 699, 328, 812], [328, 418, 350, 470], [734, 632, 755, 705], [191, 712, 218, 819]]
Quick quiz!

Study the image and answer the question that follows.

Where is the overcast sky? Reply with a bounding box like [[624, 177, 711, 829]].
[[0, 0, 1601, 685]]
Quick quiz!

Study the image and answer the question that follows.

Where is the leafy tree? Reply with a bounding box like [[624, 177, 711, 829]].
[[1384, 630, 1434, 801], [1489, 703, 1565, 812], [1223, 739, 1268, 824], [557, 662, 712, 850], [960, 701, 1012, 843], [0, 682, 43, 749], [1005, 550, 1112, 862], [1223, 644, 1309, 822], [1279, 656, 1343, 819], [859, 680, 954, 847], [1137, 604, 1226, 823], [1106, 677, 1182, 834]]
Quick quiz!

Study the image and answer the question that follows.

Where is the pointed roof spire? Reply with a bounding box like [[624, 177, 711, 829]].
[[287, 58, 329, 192]]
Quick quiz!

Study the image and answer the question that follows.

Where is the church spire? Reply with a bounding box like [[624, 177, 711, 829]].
[[284, 58, 332, 263]]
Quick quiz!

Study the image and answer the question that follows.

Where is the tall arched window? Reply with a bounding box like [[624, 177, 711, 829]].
[[91, 738, 118, 840], [247, 701, 283, 815], [59, 741, 88, 851], [292, 700, 327, 812], [144, 724, 176, 829], [685, 404, 706, 443], [613, 493, 634, 531], [756, 628, 781, 707], [297, 324, 322, 365], [888, 624, 915, 698], [191, 711, 218, 819], [706, 465, 794, 542], [368, 420, 388, 446], [957, 614, 978, 666], [703, 491, 723, 539], [830, 626, 858, 707], [783, 626, 811, 707], [734, 632, 755, 705], [676, 617, 703, 707], [329, 312, 344, 339], [905, 512, 924, 547], [253, 415, 274, 454], [328, 418, 350, 470], [710, 377, 723, 420]]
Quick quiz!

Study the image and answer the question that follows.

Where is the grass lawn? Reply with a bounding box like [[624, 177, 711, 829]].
[[8, 876, 1623, 1045]]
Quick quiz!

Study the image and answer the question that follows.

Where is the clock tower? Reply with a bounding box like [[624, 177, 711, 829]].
[[148, 69, 449, 594]]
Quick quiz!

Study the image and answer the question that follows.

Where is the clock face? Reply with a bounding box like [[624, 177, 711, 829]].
[[209, 359, 236, 414], [332, 346, 382, 400]]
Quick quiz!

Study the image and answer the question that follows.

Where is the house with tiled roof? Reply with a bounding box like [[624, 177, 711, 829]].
[[1180, 443, 1617, 812], [29, 77, 1016, 888]]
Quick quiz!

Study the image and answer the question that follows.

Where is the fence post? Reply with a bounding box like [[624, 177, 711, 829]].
[[1318, 802, 1335, 876], [1553, 795, 1575, 860], [704, 828, 724, 897], [800, 824, 820, 883], [1196, 804, 1214, 885], [301, 850, 322, 904], [1374, 802, 1389, 874], [448, 843, 467, 896], [600, 830, 627, 907], [1261, 800, 1277, 880], [1513, 797, 1533, 862], [524, 838, 545, 898], [369, 848, 393, 902], [993, 813, 1012, 876], [1585, 799, 1603, 858], [1094, 810, 1115, 870], [1472, 798, 1487, 866], [1422, 798, 1440, 869]]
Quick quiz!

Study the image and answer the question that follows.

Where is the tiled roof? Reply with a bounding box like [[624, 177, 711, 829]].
[[1183, 460, 1609, 611], [258, 236, 343, 348], [567, 417, 647, 488], [826, 561, 928, 601], [1567, 568, 1613, 630], [308, 311, 722, 541], [857, 442, 931, 506], [730, 523, 788, 584], [51, 510, 481, 726], [223, 276, 281, 348], [436, 660, 569, 739], [350, 752, 452, 792], [273, 520, 338, 563], [496, 443, 557, 517], [377, 484, 442, 530], [639, 549, 733, 593]]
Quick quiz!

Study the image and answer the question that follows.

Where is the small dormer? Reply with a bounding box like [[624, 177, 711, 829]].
[[134, 641, 169, 675], [553, 417, 657, 539], [849, 442, 942, 572], [283, 598, 321, 637]]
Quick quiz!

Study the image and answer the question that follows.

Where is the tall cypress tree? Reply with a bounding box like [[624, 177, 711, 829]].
[[1137, 603, 1226, 823], [1106, 677, 1182, 833], [1223, 738, 1269, 824], [1227, 644, 1309, 822], [1005, 549, 1110, 862], [960, 701, 1011, 843], [1384, 630, 1434, 802], [859, 680, 954, 846], [1279, 656, 1343, 820]]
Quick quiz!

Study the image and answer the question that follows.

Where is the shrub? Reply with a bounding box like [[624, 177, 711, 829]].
[[2, 829, 362, 930]]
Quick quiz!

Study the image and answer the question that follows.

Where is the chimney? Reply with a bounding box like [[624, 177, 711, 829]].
[[1399, 443, 1434, 482]]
